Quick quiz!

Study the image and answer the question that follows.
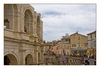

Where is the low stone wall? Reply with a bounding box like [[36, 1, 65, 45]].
[[44, 55, 62, 65], [44, 55, 56, 63], [44, 55, 83, 65], [66, 57, 83, 65]]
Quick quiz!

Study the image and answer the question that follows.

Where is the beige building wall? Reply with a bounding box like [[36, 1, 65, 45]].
[[4, 4, 44, 65], [70, 32, 88, 56], [58, 41, 71, 55]]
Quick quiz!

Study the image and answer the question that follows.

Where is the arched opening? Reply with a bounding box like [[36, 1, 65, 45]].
[[24, 9, 33, 34], [4, 19, 9, 29], [25, 54, 33, 65], [4, 54, 18, 65], [4, 55, 10, 65], [4, 4, 13, 29], [36, 16, 40, 37]]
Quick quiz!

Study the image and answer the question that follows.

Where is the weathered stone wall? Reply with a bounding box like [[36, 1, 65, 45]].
[[66, 57, 82, 65], [44, 55, 83, 65], [4, 4, 44, 65]]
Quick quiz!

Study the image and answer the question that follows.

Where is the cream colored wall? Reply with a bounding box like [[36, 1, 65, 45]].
[[70, 33, 88, 56], [70, 33, 88, 49]]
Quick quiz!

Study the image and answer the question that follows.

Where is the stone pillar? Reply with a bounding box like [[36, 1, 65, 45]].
[[34, 50, 38, 64], [29, 22, 34, 36], [34, 45, 38, 64], [20, 9, 25, 33], [40, 20, 43, 43], [29, 22, 34, 42], [40, 45, 44, 63], [33, 21, 37, 38], [33, 21, 38, 42], [13, 12, 20, 32], [19, 49, 26, 65], [41, 50, 44, 63], [13, 12, 21, 39], [19, 43, 26, 65]]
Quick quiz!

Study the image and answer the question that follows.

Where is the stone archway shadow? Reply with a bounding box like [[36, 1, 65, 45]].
[[25, 54, 33, 65], [4, 54, 18, 65]]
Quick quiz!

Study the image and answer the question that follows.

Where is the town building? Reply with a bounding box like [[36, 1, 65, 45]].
[[44, 41, 53, 55], [50, 34, 71, 56], [57, 34, 71, 56], [87, 31, 96, 58], [70, 32, 88, 56], [51, 42, 60, 55], [4, 4, 44, 65]]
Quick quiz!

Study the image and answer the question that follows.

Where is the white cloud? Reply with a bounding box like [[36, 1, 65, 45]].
[[30, 4, 96, 41]]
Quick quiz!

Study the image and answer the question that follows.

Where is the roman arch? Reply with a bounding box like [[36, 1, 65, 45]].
[[25, 54, 33, 65], [24, 9, 33, 34], [4, 4, 44, 65], [4, 51, 19, 65]]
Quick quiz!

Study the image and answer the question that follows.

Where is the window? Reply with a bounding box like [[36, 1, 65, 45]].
[[56, 47, 58, 50], [4, 19, 9, 29], [90, 35, 92, 39], [24, 9, 33, 34], [58, 46, 60, 49], [78, 36, 80, 40], [66, 39, 70, 42], [63, 49, 65, 52], [90, 41, 93, 48], [24, 26, 27, 32], [72, 44, 76, 47], [63, 39, 65, 42], [69, 39, 70, 42], [84, 43, 88, 46]]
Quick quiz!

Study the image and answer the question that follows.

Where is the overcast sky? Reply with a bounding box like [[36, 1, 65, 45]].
[[30, 4, 96, 42]]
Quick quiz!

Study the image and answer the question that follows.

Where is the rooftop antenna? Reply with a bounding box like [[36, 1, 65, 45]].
[[76, 31, 78, 34], [66, 33, 69, 36]]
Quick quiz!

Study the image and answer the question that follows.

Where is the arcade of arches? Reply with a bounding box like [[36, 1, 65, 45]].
[[4, 4, 44, 65]]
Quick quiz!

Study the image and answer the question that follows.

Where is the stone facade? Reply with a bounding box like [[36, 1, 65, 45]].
[[4, 4, 44, 65]]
